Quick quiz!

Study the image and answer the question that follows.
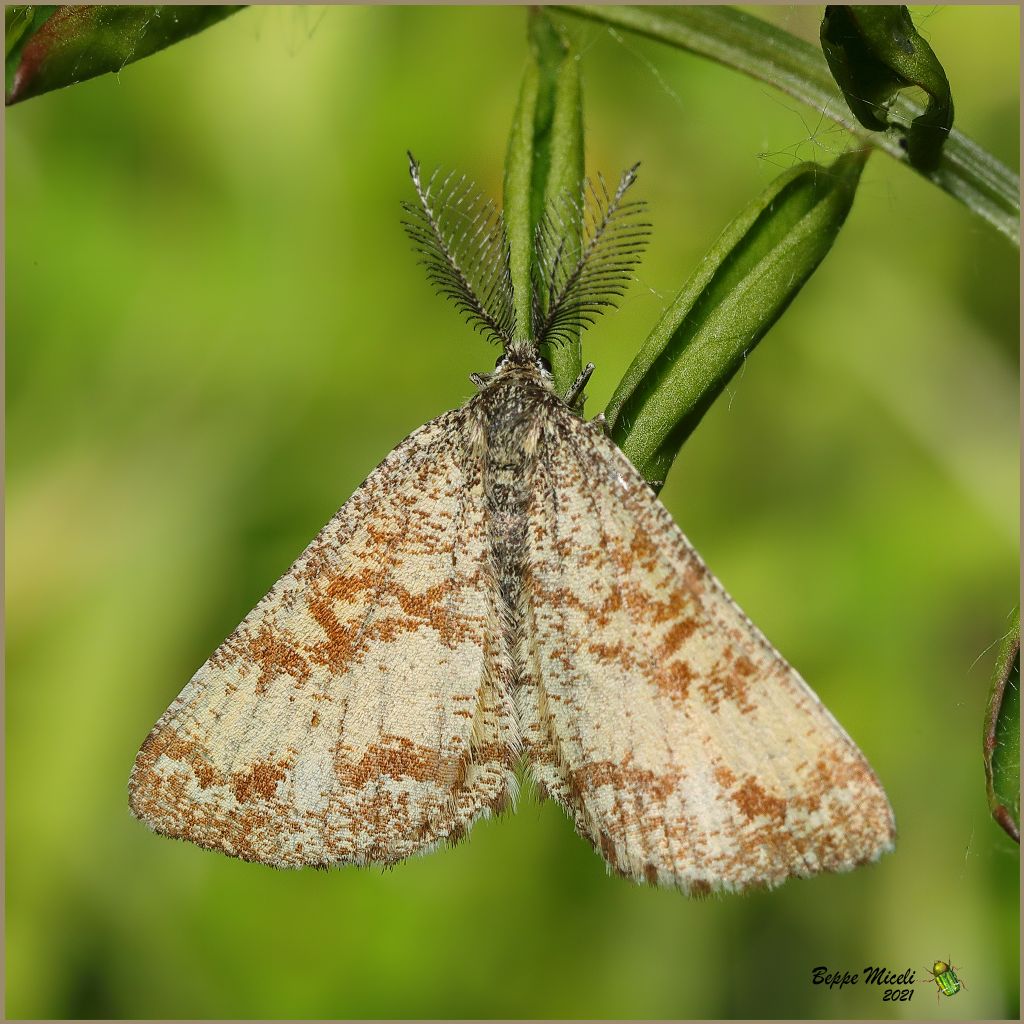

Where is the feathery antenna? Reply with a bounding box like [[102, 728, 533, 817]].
[[532, 165, 650, 349], [402, 153, 516, 346]]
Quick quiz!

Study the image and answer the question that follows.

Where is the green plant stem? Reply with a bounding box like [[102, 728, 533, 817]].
[[558, 5, 1019, 247], [504, 63, 538, 349], [533, 16, 584, 398], [504, 10, 584, 397]]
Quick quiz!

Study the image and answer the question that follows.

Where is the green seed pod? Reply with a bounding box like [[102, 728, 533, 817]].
[[605, 150, 866, 491]]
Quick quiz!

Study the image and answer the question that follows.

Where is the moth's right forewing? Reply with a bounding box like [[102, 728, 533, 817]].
[[521, 407, 895, 895], [130, 408, 516, 868]]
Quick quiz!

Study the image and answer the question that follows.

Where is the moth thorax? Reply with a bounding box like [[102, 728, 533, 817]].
[[505, 338, 537, 360]]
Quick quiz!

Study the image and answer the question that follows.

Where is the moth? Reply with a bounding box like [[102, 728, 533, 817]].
[[129, 155, 895, 894]]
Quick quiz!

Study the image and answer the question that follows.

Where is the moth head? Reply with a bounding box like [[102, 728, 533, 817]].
[[470, 347, 552, 390], [494, 348, 552, 376]]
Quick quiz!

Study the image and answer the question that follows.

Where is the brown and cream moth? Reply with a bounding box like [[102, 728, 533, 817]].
[[129, 157, 895, 894]]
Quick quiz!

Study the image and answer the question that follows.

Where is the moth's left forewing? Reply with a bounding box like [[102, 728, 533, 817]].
[[520, 404, 895, 894], [130, 409, 516, 868]]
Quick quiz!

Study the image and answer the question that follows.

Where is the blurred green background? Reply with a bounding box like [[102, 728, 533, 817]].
[[6, 5, 1019, 1019]]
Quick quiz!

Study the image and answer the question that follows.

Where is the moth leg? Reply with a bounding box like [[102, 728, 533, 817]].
[[564, 362, 595, 410]]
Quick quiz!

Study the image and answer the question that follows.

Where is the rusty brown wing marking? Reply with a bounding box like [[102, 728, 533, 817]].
[[130, 408, 518, 867], [519, 405, 896, 895]]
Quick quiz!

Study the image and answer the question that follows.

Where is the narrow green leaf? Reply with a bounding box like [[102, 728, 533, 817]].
[[503, 9, 584, 397], [820, 6, 953, 171], [984, 608, 1020, 844], [557, 5, 1018, 247], [605, 151, 866, 490], [6, 5, 243, 106]]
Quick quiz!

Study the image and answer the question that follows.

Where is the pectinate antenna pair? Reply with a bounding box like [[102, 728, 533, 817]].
[[401, 152, 651, 351]]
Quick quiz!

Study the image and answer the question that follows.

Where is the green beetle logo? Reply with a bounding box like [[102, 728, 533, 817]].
[[922, 960, 966, 1001]]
